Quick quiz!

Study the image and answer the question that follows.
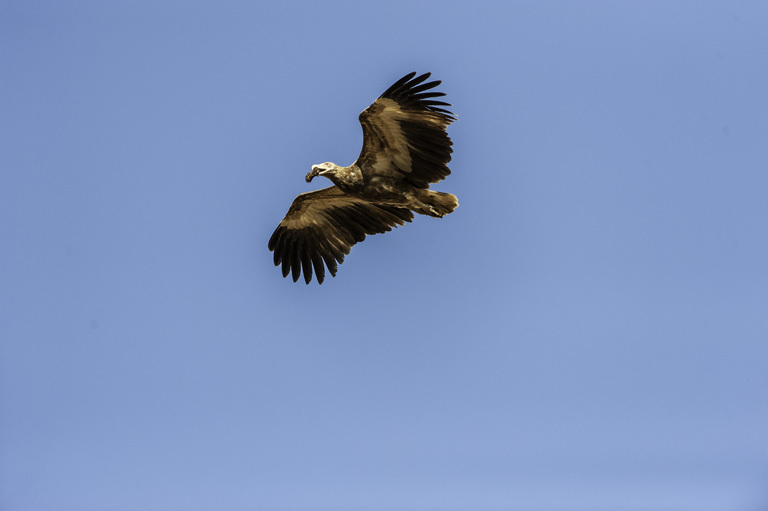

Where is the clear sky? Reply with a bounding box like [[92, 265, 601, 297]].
[[2, 2, 767, 510]]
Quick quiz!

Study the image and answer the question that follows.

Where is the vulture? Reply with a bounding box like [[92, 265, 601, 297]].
[[268, 71, 457, 284]]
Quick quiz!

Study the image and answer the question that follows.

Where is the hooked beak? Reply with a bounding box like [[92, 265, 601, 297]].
[[305, 166, 321, 183]]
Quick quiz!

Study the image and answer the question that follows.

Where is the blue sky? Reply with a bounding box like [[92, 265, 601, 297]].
[[2, 1, 767, 510]]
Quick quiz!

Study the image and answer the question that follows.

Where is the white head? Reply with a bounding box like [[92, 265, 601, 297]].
[[305, 162, 338, 182]]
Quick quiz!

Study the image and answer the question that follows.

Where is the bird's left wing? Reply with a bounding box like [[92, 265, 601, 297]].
[[268, 186, 414, 284], [355, 72, 456, 186]]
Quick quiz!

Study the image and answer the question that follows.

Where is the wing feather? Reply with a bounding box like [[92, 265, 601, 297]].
[[268, 187, 414, 284], [290, 241, 302, 283], [356, 72, 455, 186]]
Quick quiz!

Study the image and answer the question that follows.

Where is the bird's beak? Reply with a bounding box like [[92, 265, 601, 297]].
[[305, 166, 320, 183]]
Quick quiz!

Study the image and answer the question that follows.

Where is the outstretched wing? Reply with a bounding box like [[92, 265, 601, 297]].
[[268, 187, 414, 284], [356, 72, 456, 187]]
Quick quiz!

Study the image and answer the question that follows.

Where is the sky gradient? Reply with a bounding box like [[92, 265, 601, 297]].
[[2, 2, 768, 510]]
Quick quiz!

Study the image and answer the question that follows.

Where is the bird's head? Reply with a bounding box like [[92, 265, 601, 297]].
[[306, 162, 337, 183]]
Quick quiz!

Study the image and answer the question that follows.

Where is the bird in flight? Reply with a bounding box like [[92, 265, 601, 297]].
[[268, 72, 457, 284]]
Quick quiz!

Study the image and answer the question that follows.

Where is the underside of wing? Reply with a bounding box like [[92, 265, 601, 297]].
[[356, 72, 456, 186], [268, 187, 414, 284]]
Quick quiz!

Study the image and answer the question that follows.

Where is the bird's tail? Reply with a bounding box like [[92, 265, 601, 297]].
[[421, 190, 459, 218]]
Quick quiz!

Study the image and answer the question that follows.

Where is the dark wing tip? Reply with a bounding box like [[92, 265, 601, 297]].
[[381, 71, 419, 97], [379, 72, 455, 120]]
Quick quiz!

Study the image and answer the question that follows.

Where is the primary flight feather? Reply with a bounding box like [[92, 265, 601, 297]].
[[268, 72, 458, 284]]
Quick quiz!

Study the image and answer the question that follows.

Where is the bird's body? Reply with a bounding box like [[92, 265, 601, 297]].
[[306, 162, 457, 217], [269, 72, 457, 284]]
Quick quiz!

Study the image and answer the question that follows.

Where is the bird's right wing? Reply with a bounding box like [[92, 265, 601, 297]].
[[268, 186, 414, 284]]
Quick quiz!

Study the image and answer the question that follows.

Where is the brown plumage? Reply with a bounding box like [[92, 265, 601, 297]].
[[268, 72, 458, 284]]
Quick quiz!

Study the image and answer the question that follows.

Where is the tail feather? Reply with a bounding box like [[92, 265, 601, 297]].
[[422, 190, 458, 217]]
